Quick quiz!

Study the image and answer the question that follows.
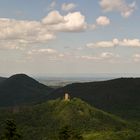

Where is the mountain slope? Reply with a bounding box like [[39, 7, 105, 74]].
[[0, 74, 52, 107], [0, 75, 140, 121], [0, 77, 7, 83], [48, 78, 140, 120], [0, 98, 132, 140]]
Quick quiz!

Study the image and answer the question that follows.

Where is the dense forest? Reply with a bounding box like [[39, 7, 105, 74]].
[[0, 98, 140, 140], [0, 74, 139, 140]]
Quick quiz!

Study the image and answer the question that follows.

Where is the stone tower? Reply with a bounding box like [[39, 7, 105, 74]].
[[64, 93, 70, 101]]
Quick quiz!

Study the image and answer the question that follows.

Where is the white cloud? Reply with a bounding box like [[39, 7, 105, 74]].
[[86, 38, 140, 48], [27, 48, 57, 55], [42, 11, 65, 25], [0, 11, 88, 50], [86, 39, 118, 48], [119, 39, 140, 47], [89, 16, 110, 30], [99, 0, 136, 17], [26, 48, 66, 62], [81, 52, 119, 62], [81, 55, 100, 60], [62, 3, 76, 11], [96, 16, 110, 26], [42, 11, 87, 32], [62, 12, 87, 31], [100, 52, 119, 59], [0, 18, 55, 45], [0, 10, 113, 51]]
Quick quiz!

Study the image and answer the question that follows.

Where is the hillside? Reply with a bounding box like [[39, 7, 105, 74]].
[[0, 77, 6, 83], [48, 78, 140, 120], [0, 74, 52, 107], [0, 98, 136, 140], [0, 74, 140, 121]]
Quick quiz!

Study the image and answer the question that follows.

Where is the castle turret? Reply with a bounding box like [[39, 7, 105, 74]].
[[64, 93, 70, 101]]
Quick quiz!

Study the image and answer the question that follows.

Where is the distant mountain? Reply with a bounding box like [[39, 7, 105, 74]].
[[0, 74, 140, 121], [47, 78, 140, 120], [0, 74, 52, 107], [0, 98, 132, 140], [0, 77, 7, 83]]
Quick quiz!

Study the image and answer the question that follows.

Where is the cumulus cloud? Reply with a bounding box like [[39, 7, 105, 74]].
[[62, 3, 76, 11], [42, 11, 87, 32], [86, 38, 140, 48], [89, 16, 110, 30], [120, 39, 140, 47], [86, 39, 118, 48], [99, 0, 136, 18], [0, 10, 112, 51], [96, 16, 110, 26], [61, 12, 87, 31], [42, 10, 65, 25], [0, 11, 87, 50], [0, 18, 55, 44]]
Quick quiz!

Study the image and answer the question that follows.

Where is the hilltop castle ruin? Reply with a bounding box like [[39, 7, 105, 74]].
[[64, 93, 70, 101]]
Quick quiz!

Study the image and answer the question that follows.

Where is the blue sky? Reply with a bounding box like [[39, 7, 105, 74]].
[[0, 0, 140, 77]]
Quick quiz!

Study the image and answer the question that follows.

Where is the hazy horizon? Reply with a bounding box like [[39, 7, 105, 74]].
[[1, 72, 140, 78]]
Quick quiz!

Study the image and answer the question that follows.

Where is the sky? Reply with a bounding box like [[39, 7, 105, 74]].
[[0, 0, 140, 77]]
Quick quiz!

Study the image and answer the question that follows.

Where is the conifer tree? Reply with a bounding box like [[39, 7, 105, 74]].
[[1, 119, 21, 140], [58, 125, 83, 140]]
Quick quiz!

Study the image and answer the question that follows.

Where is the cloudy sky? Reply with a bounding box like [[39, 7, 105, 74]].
[[0, 0, 140, 77]]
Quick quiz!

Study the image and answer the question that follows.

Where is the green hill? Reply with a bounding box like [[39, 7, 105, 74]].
[[0, 74, 140, 122], [0, 98, 138, 140], [0, 74, 52, 107], [48, 78, 140, 121], [84, 130, 140, 140]]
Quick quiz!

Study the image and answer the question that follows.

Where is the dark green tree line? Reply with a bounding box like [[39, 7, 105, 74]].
[[0, 119, 21, 140]]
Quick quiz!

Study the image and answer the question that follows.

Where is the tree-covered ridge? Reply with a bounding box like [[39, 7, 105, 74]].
[[0, 98, 139, 140], [48, 78, 140, 121], [0, 74, 139, 139], [0, 74, 52, 107], [0, 119, 21, 140], [0, 74, 140, 122], [0, 77, 6, 83]]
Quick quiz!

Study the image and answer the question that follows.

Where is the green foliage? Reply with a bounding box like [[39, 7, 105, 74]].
[[0, 74, 140, 139], [84, 130, 140, 140], [0, 98, 139, 140], [0, 119, 21, 140], [58, 125, 83, 140], [0, 74, 140, 123], [49, 78, 140, 121]]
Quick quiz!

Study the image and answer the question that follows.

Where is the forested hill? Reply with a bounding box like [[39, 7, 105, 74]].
[[0, 74, 53, 107], [0, 98, 135, 140], [48, 78, 140, 120], [0, 77, 6, 83], [0, 75, 140, 139], [0, 74, 140, 121]]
